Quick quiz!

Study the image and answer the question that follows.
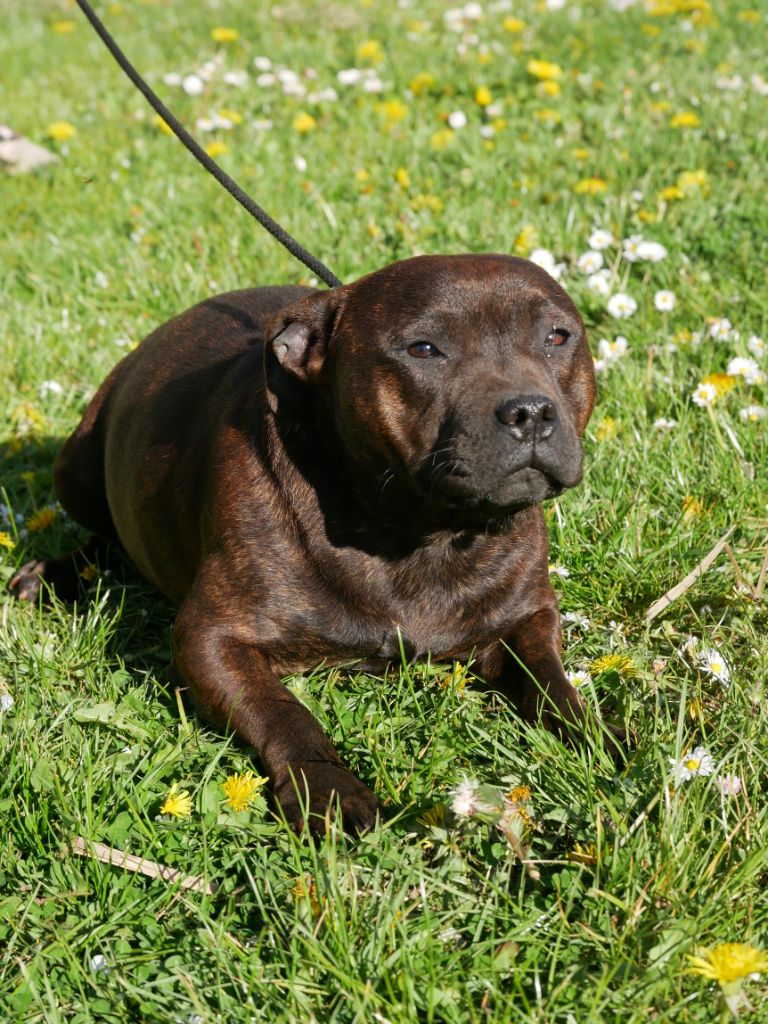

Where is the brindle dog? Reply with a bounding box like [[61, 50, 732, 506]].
[[11, 254, 614, 832]]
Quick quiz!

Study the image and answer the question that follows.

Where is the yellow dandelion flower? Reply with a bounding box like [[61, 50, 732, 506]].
[[659, 185, 685, 202], [641, 23, 662, 35], [292, 112, 317, 134], [153, 114, 174, 136], [736, 10, 761, 23], [701, 372, 736, 396], [651, 100, 673, 115], [682, 495, 705, 522], [677, 169, 709, 195], [410, 193, 444, 213], [26, 507, 58, 533], [538, 80, 562, 98], [418, 804, 446, 829], [52, 20, 76, 33], [204, 140, 229, 158], [590, 653, 639, 678], [687, 943, 768, 985], [527, 59, 563, 82], [222, 771, 267, 812], [217, 108, 243, 126], [594, 417, 618, 442], [507, 785, 532, 805], [367, 222, 380, 238], [687, 697, 705, 721], [514, 225, 538, 256], [670, 111, 700, 128], [503, 16, 526, 33], [430, 129, 454, 151], [211, 26, 239, 43], [0, 532, 15, 551], [535, 108, 561, 124], [684, 38, 706, 54], [379, 99, 408, 124], [572, 147, 590, 161], [409, 71, 435, 95], [637, 209, 656, 223], [477, 52, 493, 66], [354, 168, 370, 183], [491, 117, 507, 132], [80, 563, 99, 582], [160, 783, 192, 819], [475, 85, 493, 107], [395, 167, 411, 189], [356, 39, 383, 64], [47, 121, 77, 142], [574, 177, 607, 195], [567, 841, 599, 866]]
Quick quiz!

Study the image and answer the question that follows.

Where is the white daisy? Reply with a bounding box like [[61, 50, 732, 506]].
[[162, 72, 182, 87], [727, 356, 764, 385], [597, 335, 629, 363], [90, 954, 109, 973], [588, 228, 614, 250], [607, 292, 637, 318], [566, 670, 592, 689], [253, 56, 272, 71], [654, 290, 676, 311], [361, 76, 384, 94], [293, 155, 308, 172], [223, 70, 249, 87], [529, 248, 565, 281], [692, 382, 718, 406], [670, 745, 714, 783], [653, 417, 678, 431], [576, 250, 604, 274], [622, 235, 645, 262], [256, 72, 277, 87], [0, 692, 14, 713], [182, 74, 205, 96], [739, 404, 766, 422], [637, 240, 668, 262], [586, 269, 612, 296], [448, 110, 468, 130], [747, 335, 765, 359], [699, 647, 730, 684], [708, 317, 734, 342], [39, 380, 64, 399]]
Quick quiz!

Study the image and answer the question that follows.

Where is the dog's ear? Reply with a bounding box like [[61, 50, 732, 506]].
[[264, 289, 343, 412]]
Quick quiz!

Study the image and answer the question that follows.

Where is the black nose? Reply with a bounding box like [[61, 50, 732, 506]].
[[495, 394, 558, 439]]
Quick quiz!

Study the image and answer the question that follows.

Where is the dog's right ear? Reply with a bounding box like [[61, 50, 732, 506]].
[[264, 289, 344, 412]]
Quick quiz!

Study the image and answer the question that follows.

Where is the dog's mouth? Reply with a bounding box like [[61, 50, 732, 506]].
[[428, 465, 565, 510]]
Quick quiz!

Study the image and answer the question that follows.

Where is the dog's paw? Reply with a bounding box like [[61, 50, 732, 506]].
[[273, 762, 382, 837]]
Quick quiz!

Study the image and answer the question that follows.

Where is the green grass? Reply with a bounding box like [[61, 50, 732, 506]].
[[1, 0, 767, 1021]]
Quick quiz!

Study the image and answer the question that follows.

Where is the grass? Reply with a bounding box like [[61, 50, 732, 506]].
[[1, 0, 767, 1021]]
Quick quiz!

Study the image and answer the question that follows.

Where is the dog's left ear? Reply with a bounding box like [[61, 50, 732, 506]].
[[264, 288, 344, 412]]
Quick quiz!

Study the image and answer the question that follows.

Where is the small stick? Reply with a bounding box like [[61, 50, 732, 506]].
[[70, 836, 215, 895], [646, 526, 735, 621], [723, 544, 747, 592], [755, 543, 768, 600]]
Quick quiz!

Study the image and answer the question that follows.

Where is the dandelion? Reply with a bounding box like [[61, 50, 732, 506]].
[[687, 943, 768, 984], [222, 771, 267, 812], [577, 250, 603, 273], [567, 842, 598, 866], [654, 290, 676, 311], [607, 293, 637, 319], [699, 648, 730, 685], [590, 653, 639, 677], [211, 27, 239, 43], [447, 110, 468, 130], [717, 775, 742, 797], [682, 495, 705, 521], [670, 111, 700, 128], [26, 507, 57, 532], [702, 372, 736, 395], [409, 71, 435, 95], [692, 381, 718, 407], [395, 167, 411, 189], [503, 17, 526, 33], [380, 99, 408, 123], [739, 404, 765, 422], [160, 782, 192, 819], [418, 804, 447, 829], [574, 177, 607, 195], [47, 121, 77, 142], [290, 112, 316, 135], [514, 225, 538, 255], [204, 141, 229, 158], [659, 185, 685, 202], [475, 85, 492, 106], [450, 779, 482, 817], [430, 128, 454, 150], [677, 169, 709, 195], [356, 39, 383, 64], [0, 532, 15, 551], [594, 417, 618, 441], [80, 564, 98, 582], [527, 59, 563, 81], [670, 745, 714, 783], [52, 20, 76, 33]]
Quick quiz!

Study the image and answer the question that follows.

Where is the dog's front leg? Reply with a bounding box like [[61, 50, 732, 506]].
[[172, 603, 381, 835]]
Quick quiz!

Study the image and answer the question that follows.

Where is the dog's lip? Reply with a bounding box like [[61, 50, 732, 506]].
[[426, 465, 565, 506]]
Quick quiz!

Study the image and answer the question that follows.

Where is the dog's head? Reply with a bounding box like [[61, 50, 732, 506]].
[[265, 254, 595, 525]]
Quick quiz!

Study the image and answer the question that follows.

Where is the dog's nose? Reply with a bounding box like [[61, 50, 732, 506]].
[[495, 394, 558, 439]]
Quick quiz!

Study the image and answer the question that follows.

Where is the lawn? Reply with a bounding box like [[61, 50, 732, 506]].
[[1, 0, 767, 1021]]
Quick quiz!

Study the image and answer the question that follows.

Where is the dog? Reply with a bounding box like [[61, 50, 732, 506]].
[[11, 253, 611, 832]]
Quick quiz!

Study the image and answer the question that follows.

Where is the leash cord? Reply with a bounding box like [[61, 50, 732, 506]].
[[73, 0, 343, 289]]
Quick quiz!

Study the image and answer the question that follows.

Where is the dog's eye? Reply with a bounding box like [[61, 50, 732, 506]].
[[546, 327, 570, 347], [407, 341, 444, 359]]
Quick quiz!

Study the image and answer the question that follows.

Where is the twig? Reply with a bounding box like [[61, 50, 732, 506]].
[[755, 543, 768, 600], [70, 836, 215, 895], [646, 526, 736, 621], [723, 544, 747, 592]]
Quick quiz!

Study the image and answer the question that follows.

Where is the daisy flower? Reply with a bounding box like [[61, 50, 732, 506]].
[[637, 240, 668, 262], [747, 335, 765, 359], [708, 318, 734, 342], [699, 648, 730, 684], [221, 771, 268, 812], [529, 248, 564, 280], [0, 692, 14, 712], [576, 250, 604, 273], [622, 235, 645, 262], [160, 782, 193, 819], [566, 670, 592, 689], [447, 110, 467, 130], [727, 357, 764, 385], [588, 228, 614, 250], [653, 417, 678, 431], [654, 290, 676, 311], [717, 775, 742, 797], [691, 382, 718, 407], [586, 269, 612, 296], [607, 292, 637, 318], [670, 745, 714, 783], [182, 74, 204, 96], [739, 404, 765, 422], [596, 335, 629, 366]]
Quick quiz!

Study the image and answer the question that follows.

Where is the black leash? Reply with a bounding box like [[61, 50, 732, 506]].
[[73, 0, 342, 289]]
